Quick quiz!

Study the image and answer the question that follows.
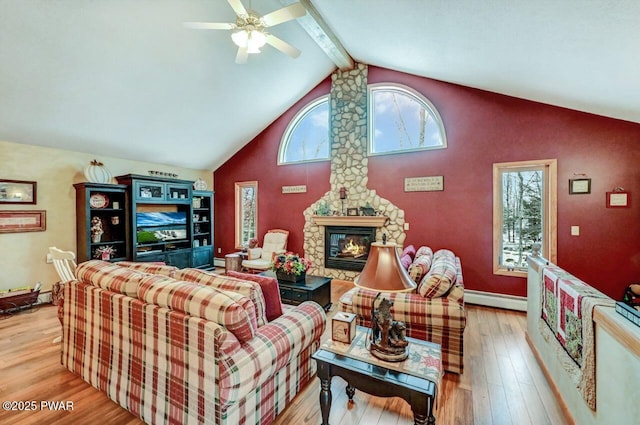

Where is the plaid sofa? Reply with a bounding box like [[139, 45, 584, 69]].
[[61, 260, 326, 425], [340, 255, 466, 374]]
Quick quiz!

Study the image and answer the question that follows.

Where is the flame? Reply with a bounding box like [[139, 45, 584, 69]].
[[342, 239, 365, 255]]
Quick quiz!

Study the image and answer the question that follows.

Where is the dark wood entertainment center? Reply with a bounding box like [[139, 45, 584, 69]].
[[74, 174, 213, 269]]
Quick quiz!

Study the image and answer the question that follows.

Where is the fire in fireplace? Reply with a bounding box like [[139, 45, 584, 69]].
[[324, 226, 375, 271]]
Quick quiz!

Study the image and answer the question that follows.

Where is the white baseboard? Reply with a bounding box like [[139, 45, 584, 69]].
[[465, 289, 527, 311], [214, 257, 226, 268]]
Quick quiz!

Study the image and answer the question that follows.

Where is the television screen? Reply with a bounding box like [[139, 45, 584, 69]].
[[136, 211, 187, 243]]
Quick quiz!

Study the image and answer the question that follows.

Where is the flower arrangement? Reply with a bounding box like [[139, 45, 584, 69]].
[[270, 252, 311, 276], [248, 238, 259, 249], [90, 217, 104, 242], [94, 245, 116, 260]]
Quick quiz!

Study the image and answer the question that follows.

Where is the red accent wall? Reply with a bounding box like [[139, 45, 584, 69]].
[[215, 66, 640, 299]]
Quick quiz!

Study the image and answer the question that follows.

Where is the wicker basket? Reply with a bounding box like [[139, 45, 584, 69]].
[[0, 290, 40, 313]]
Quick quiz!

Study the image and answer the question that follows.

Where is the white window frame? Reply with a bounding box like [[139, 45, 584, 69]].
[[278, 95, 330, 165], [492, 159, 557, 277], [368, 83, 447, 156]]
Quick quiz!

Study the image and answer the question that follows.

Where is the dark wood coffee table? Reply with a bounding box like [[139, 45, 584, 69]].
[[259, 271, 332, 311], [312, 327, 441, 425]]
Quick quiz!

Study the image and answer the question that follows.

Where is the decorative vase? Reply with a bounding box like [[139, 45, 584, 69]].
[[92, 233, 102, 243], [193, 178, 208, 190], [84, 159, 112, 184], [275, 270, 306, 283]]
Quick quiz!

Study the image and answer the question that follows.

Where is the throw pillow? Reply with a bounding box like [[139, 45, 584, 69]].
[[400, 254, 412, 270], [433, 248, 455, 261], [418, 254, 457, 298], [174, 268, 268, 327], [401, 244, 416, 260], [226, 271, 283, 321], [408, 246, 434, 283], [415, 246, 433, 258]]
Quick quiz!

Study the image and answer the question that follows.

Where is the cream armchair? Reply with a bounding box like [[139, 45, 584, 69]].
[[242, 229, 289, 272]]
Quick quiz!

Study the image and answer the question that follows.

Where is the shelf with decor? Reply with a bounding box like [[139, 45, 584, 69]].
[[191, 190, 214, 269], [74, 182, 129, 263], [113, 174, 214, 269]]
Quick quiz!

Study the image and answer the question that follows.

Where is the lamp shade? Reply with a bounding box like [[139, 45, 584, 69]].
[[354, 241, 416, 293]]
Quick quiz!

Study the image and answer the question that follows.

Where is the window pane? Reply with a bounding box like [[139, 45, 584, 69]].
[[279, 96, 330, 164], [235, 181, 257, 249], [369, 85, 446, 155], [240, 186, 256, 246], [500, 169, 543, 270]]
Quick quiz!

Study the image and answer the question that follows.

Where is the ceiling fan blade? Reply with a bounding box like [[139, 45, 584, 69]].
[[184, 22, 235, 30], [265, 34, 301, 58], [227, 0, 248, 17], [261, 3, 306, 27], [235, 46, 248, 64]]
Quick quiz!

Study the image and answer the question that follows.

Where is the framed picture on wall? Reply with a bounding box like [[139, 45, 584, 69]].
[[606, 191, 631, 208], [0, 179, 37, 204], [346, 208, 359, 216], [0, 210, 46, 233], [569, 178, 591, 194]]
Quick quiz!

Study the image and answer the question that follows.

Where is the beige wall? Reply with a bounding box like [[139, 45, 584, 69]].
[[0, 140, 213, 292]]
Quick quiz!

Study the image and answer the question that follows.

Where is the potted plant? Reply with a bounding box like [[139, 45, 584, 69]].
[[270, 252, 311, 283]]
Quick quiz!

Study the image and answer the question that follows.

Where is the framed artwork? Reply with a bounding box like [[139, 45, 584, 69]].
[[569, 178, 591, 194], [0, 210, 46, 233], [346, 208, 359, 216], [606, 191, 631, 208], [0, 179, 37, 204]]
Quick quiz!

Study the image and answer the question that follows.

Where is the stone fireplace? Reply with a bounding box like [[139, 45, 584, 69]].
[[303, 64, 406, 281]]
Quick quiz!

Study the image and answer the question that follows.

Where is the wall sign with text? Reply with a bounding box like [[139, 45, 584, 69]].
[[282, 185, 307, 194], [404, 176, 444, 192]]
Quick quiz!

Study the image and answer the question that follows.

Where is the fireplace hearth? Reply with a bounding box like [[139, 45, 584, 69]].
[[325, 226, 375, 271]]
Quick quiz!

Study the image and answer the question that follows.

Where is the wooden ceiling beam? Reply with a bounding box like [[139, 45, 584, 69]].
[[279, 0, 354, 70]]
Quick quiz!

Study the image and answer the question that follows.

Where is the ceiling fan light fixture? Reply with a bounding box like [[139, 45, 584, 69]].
[[188, 0, 304, 62], [231, 29, 266, 53], [231, 30, 249, 47], [249, 30, 266, 48]]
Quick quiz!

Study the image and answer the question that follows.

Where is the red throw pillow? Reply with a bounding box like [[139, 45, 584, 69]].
[[226, 271, 283, 321]]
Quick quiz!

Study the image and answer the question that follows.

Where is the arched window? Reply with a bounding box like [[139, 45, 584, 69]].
[[278, 95, 330, 165], [368, 83, 447, 155]]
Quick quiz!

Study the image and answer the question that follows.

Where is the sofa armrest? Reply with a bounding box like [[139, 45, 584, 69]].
[[349, 289, 465, 329], [218, 301, 326, 404]]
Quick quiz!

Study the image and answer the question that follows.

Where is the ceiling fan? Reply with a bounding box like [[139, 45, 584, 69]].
[[185, 0, 306, 64]]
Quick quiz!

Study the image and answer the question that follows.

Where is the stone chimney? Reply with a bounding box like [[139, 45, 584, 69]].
[[303, 63, 406, 280]]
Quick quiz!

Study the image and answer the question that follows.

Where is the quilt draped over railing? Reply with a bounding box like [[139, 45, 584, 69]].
[[539, 265, 614, 410]]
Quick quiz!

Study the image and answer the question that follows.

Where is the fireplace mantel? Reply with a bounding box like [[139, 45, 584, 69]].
[[312, 215, 388, 227]]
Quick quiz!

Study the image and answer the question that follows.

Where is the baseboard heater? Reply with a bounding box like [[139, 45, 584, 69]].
[[464, 289, 527, 311]]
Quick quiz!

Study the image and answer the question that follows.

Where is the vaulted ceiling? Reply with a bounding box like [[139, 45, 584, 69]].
[[1, 1, 638, 171]]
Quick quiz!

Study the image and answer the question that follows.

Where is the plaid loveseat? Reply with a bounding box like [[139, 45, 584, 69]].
[[61, 260, 326, 425], [340, 251, 466, 374]]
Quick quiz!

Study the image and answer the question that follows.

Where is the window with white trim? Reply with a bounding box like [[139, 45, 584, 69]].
[[278, 95, 330, 165], [368, 83, 447, 155], [493, 159, 557, 276]]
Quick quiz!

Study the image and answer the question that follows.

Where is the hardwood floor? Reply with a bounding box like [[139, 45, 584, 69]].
[[0, 284, 569, 425]]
